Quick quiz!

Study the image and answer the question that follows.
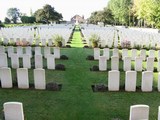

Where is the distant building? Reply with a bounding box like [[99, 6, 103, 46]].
[[70, 15, 86, 24]]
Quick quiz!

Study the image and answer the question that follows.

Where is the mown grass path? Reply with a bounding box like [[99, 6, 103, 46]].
[[69, 26, 84, 48]]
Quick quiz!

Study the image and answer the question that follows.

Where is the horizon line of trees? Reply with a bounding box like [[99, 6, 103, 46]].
[[2, 4, 63, 24], [88, 0, 160, 28]]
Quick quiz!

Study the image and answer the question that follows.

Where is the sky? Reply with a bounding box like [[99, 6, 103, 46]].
[[0, 0, 109, 22]]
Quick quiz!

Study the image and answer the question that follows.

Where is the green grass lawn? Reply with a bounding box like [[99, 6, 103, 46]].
[[0, 48, 160, 120], [69, 26, 84, 48], [0, 27, 160, 120]]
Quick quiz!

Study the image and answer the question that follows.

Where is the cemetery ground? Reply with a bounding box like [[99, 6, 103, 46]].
[[0, 47, 160, 120], [1, 26, 160, 120]]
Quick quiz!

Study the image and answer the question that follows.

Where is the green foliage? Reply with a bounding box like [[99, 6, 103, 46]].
[[21, 16, 36, 23], [0, 23, 5, 27], [88, 0, 160, 27], [108, 0, 132, 25], [88, 0, 132, 25], [7, 8, 20, 24], [0, 20, 5, 27], [34, 4, 63, 23], [88, 11, 99, 24], [4, 17, 11, 24], [52, 34, 64, 47], [89, 34, 100, 43], [89, 34, 100, 48]]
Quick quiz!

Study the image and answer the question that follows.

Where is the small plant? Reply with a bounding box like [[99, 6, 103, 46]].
[[86, 55, 94, 60], [55, 64, 65, 71], [46, 82, 62, 91], [121, 40, 131, 48], [60, 55, 68, 60], [53, 34, 64, 47], [89, 34, 100, 48]]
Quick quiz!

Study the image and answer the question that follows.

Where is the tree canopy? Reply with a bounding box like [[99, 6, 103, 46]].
[[21, 16, 36, 23], [4, 17, 11, 24], [88, 0, 160, 28], [7, 8, 20, 24], [34, 4, 63, 23]]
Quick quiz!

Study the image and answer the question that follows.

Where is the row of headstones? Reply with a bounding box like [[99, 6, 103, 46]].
[[99, 56, 157, 71], [108, 70, 157, 92], [0, 68, 156, 92], [129, 104, 160, 120], [2, 102, 160, 120], [0, 67, 46, 89], [0, 53, 56, 69], [0, 46, 60, 58], [94, 48, 159, 61]]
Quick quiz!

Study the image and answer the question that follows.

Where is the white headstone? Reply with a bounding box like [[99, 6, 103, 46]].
[[131, 49, 137, 60], [3, 38, 9, 45], [7, 46, 14, 57], [35, 47, 41, 55], [112, 48, 119, 57], [25, 46, 32, 58], [4, 102, 24, 120], [0, 46, 5, 53], [35, 39, 40, 46], [135, 57, 143, 71], [35, 54, 43, 68], [103, 48, 110, 60], [23, 54, 31, 68], [149, 50, 155, 58], [125, 71, 137, 92], [140, 49, 146, 61], [0, 53, 8, 68], [142, 71, 153, 92], [158, 106, 160, 120], [108, 70, 120, 91], [34, 68, 46, 89], [94, 48, 100, 60], [0, 67, 12, 88], [41, 39, 46, 46], [99, 56, 107, 71], [122, 49, 128, 60], [48, 39, 53, 46], [47, 55, 55, 69], [44, 47, 51, 58], [123, 57, 131, 71], [129, 105, 149, 120], [146, 57, 154, 71], [54, 47, 60, 59], [11, 54, 19, 69], [111, 56, 119, 70], [17, 46, 23, 58], [17, 68, 29, 89]]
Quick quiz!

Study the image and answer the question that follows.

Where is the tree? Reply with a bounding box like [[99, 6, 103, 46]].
[[7, 8, 20, 24], [34, 4, 63, 23], [102, 7, 114, 25], [34, 9, 44, 23], [131, 0, 160, 28], [108, 0, 132, 25], [4, 17, 11, 24], [21, 16, 35, 23], [88, 11, 99, 24]]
